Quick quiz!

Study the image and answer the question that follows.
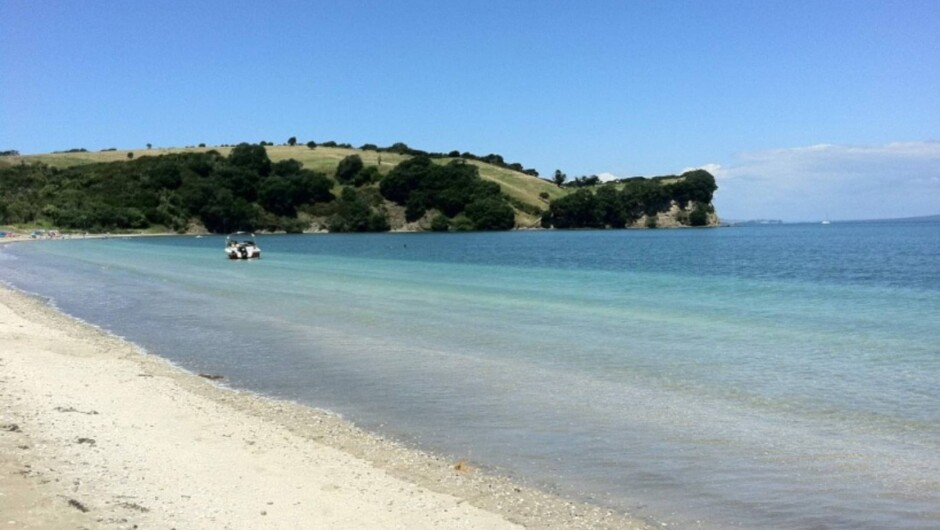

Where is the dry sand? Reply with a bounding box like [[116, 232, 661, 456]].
[[0, 283, 651, 530]]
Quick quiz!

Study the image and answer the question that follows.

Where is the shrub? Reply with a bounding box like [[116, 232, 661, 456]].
[[228, 143, 271, 177], [430, 214, 450, 231], [335, 154, 364, 184], [450, 214, 475, 231], [353, 166, 380, 187], [327, 187, 389, 232], [465, 196, 515, 230], [689, 203, 709, 226]]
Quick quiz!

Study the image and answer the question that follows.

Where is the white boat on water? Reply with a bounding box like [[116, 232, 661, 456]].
[[225, 233, 261, 260]]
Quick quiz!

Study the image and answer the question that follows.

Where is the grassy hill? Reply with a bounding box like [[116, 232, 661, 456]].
[[1, 143, 718, 232], [1, 145, 561, 228]]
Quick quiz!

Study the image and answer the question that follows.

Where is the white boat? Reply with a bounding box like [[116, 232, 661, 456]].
[[225, 233, 261, 260]]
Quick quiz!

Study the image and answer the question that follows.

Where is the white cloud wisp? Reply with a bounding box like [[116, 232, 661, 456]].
[[703, 142, 940, 221]]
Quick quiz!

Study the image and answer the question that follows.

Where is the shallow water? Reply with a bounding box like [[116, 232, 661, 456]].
[[3, 222, 939, 529]]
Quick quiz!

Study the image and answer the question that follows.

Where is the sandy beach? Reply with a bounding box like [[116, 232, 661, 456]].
[[0, 280, 649, 530]]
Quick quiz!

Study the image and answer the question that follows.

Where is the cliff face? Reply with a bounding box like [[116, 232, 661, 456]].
[[539, 169, 719, 230], [633, 201, 720, 228]]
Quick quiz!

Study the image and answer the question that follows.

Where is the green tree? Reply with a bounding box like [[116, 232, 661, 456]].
[[543, 189, 599, 228], [199, 188, 257, 233], [259, 176, 296, 216], [335, 154, 364, 184], [214, 165, 261, 202], [553, 169, 567, 187], [306, 141, 317, 149], [596, 185, 627, 228], [689, 203, 709, 226], [465, 196, 515, 230], [328, 187, 388, 232], [379, 155, 433, 203], [353, 165, 380, 187], [228, 143, 271, 177], [430, 214, 450, 231], [287, 136, 297, 147], [272, 159, 303, 177], [291, 170, 334, 204], [450, 214, 475, 231]]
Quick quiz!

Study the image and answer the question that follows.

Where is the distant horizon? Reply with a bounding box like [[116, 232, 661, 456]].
[[724, 213, 940, 224]]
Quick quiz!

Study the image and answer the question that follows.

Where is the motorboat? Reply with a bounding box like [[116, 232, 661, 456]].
[[225, 233, 261, 260]]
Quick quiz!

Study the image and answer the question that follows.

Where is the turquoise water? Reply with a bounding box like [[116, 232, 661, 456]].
[[2, 222, 939, 529]]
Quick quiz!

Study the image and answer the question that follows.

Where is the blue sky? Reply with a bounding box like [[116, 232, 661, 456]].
[[2, 0, 938, 221]]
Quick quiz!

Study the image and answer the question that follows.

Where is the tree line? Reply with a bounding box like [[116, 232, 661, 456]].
[[0, 143, 519, 234], [540, 170, 717, 228]]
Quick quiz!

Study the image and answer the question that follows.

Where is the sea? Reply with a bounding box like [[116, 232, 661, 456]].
[[2, 221, 938, 529]]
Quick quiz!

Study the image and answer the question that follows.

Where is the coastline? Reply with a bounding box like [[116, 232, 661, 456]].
[[0, 281, 650, 529]]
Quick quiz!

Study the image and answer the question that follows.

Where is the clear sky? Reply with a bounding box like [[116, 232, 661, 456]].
[[2, 0, 938, 221]]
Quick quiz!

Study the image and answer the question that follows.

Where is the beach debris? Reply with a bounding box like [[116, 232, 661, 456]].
[[118, 501, 149, 513], [54, 406, 99, 415], [198, 373, 224, 381], [76, 437, 96, 445], [1, 423, 20, 432], [67, 498, 90, 512], [453, 460, 474, 474]]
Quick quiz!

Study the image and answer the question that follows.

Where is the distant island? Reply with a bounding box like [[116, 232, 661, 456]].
[[0, 141, 718, 234], [725, 219, 784, 226], [871, 214, 940, 223]]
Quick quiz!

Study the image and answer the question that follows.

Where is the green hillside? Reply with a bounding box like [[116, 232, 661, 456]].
[[0, 143, 717, 233], [1, 145, 560, 228]]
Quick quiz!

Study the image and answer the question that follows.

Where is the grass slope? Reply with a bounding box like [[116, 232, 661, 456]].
[[4, 145, 561, 227]]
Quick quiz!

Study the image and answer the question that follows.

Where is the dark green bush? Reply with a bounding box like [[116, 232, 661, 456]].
[[430, 214, 450, 231], [335, 154, 364, 184]]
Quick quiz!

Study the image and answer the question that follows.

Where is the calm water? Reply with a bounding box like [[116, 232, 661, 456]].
[[2, 222, 939, 529]]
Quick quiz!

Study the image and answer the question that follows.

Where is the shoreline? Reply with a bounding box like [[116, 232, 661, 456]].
[[0, 282, 651, 529]]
